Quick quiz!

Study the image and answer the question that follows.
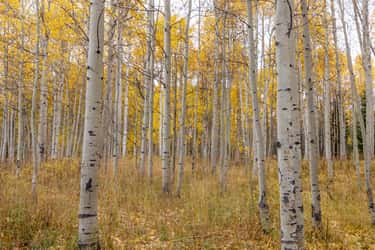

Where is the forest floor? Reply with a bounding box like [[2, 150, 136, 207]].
[[1, 158, 375, 249]]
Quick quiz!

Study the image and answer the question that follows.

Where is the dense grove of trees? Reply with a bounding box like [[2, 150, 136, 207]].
[[0, 0, 374, 248]]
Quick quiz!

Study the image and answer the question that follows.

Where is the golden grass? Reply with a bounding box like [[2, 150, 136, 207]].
[[1, 158, 375, 249]]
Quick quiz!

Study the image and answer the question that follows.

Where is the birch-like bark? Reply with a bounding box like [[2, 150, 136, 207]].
[[102, 0, 115, 160], [147, 0, 155, 179], [323, 2, 333, 181], [210, 1, 220, 175], [113, 11, 122, 175], [246, 0, 270, 232], [176, 0, 192, 197], [301, 0, 321, 228], [38, 37, 49, 163], [16, 0, 25, 175], [330, 0, 346, 160], [51, 71, 63, 160], [9, 111, 14, 162], [31, 0, 40, 201], [338, 0, 363, 185], [362, 0, 375, 224], [161, 0, 171, 193], [73, 87, 83, 157], [78, 0, 104, 247], [122, 67, 129, 157], [275, 0, 304, 248]]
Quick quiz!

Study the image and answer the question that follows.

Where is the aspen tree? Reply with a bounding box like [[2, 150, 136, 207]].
[[113, 5, 122, 175], [246, 0, 270, 232], [362, 0, 375, 224], [210, 0, 220, 175], [16, 0, 25, 175], [37, 32, 48, 163], [122, 67, 129, 157], [338, 0, 365, 187], [161, 0, 171, 193], [323, 0, 333, 181], [77, 0, 104, 247], [176, 0, 192, 197], [301, 0, 321, 228], [330, 0, 346, 160], [147, 0, 155, 179], [275, 0, 304, 248], [31, 0, 41, 201]]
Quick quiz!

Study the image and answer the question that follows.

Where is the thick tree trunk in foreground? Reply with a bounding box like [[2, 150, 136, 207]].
[[275, 0, 304, 248], [78, 0, 104, 248]]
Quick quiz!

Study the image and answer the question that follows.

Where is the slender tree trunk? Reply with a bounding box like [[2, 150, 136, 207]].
[[339, 0, 364, 186], [16, 0, 25, 175], [323, 1, 333, 181], [210, 1, 220, 175], [113, 11, 122, 176], [102, 0, 115, 161], [161, 0, 171, 193], [31, 0, 40, 201], [52, 55, 64, 160], [78, 0, 104, 247], [330, 0, 346, 160], [73, 87, 83, 157], [147, 0, 155, 179], [362, 0, 375, 224], [275, 0, 304, 248], [122, 67, 129, 157], [38, 37, 49, 163], [246, 0, 270, 232], [176, 0, 192, 197], [301, 0, 322, 228]]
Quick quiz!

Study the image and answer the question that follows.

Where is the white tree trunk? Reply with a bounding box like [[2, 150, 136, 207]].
[[51, 67, 64, 160], [176, 0, 192, 197], [330, 0, 346, 160], [37, 37, 48, 163], [113, 14, 122, 175], [275, 0, 304, 248], [161, 0, 171, 193], [210, 1, 220, 174], [301, 0, 321, 228], [323, 2, 333, 181], [78, 0, 104, 247], [339, 0, 364, 185], [122, 67, 129, 157], [31, 0, 40, 201], [147, 0, 155, 179], [246, 0, 270, 232], [362, 0, 375, 224], [16, 0, 25, 175], [102, 0, 115, 160]]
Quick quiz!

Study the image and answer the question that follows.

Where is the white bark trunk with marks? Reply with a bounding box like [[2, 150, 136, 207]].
[[162, 0, 171, 193], [246, 0, 270, 232], [78, 0, 104, 247], [301, 0, 321, 228], [275, 0, 304, 248]]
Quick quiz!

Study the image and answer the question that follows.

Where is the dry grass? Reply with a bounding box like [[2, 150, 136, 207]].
[[1, 158, 375, 249]]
